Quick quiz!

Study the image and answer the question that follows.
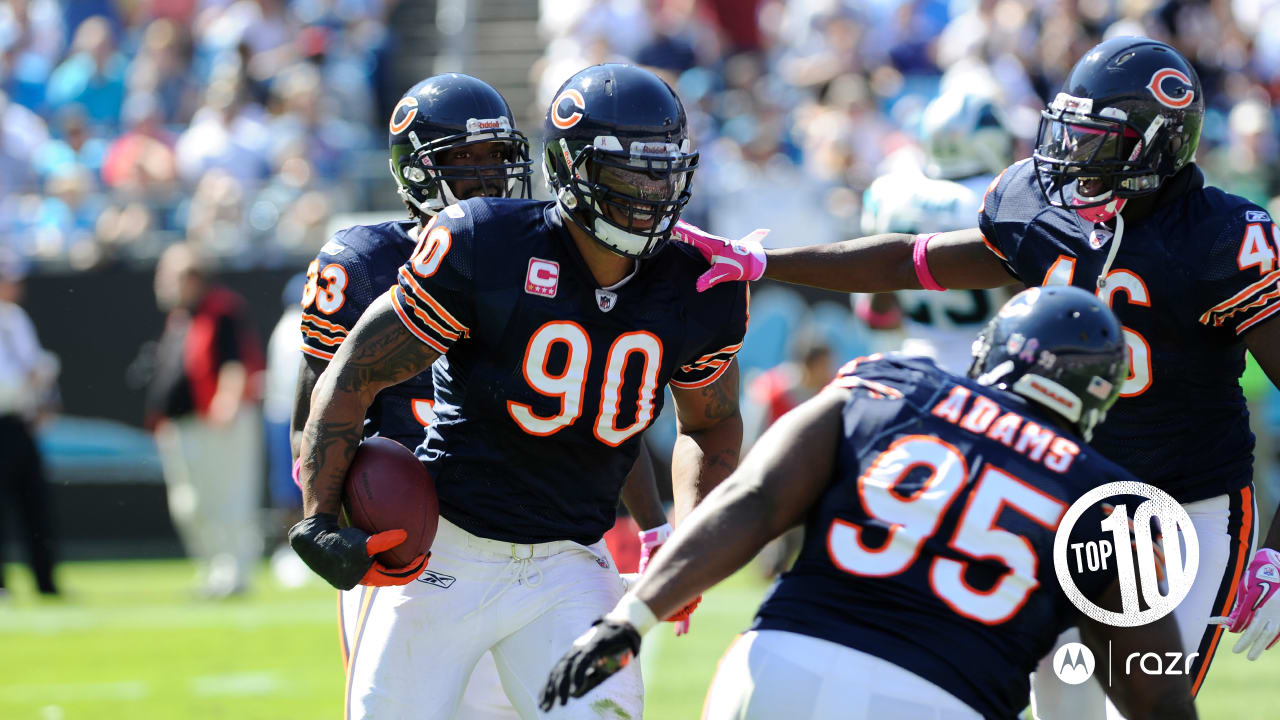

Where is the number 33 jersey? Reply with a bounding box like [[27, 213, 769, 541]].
[[389, 197, 748, 545], [754, 355, 1131, 720], [980, 160, 1277, 503]]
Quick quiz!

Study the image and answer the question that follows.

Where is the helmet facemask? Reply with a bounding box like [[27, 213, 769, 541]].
[[391, 118, 533, 218], [1033, 94, 1170, 223], [552, 136, 697, 259]]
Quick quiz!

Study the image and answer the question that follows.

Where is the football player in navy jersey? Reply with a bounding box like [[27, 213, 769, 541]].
[[542, 286, 1196, 720], [290, 73, 671, 720], [677, 36, 1280, 714], [289, 64, 748, 719]]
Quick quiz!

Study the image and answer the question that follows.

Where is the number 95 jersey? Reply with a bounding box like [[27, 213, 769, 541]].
[[390, 197, 748, 545], [979, 160, 1277, 503], [754, 355, 1130, 720]]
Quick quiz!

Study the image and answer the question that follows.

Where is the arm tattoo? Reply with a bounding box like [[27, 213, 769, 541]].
[[301, 417, 362, 512], [299, 295, 440, 515], [704, 448, 737, 476], [332, 305, 440, 395], [699, 363, 740, 421]]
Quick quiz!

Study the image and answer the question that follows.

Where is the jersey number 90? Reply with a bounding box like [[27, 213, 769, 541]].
[[508, 321, 662, 446]]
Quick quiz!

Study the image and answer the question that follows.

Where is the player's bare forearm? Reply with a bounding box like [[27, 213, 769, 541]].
[[631, 387, 844, 620], [620, 444, 667, 531], [670, 362, 743, 524], [290, 354, 326, 460], [765, 229, 1011, 293], [298, 294, 440, 516], [1080, 583, 1196, 720]]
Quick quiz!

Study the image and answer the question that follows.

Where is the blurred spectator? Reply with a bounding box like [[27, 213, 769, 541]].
[[0, 90, 48, 201], [183, 168, 249, 259], [0, 250, 60, 597], [144, 244, 265, 599], [0, 0, 66, 111], [101, 93, 178, 195], [44, 16, 126, 132], [175, 77, 269, 188], [35, 104, 108, 181], [125, 18, 200, 125], [266, 63, 367, 181]]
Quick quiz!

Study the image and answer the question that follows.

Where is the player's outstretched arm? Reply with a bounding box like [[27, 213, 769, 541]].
[[669, 360, 744, 524], [1078, 582, 1197, 720], [673, 223, 1012, 293], [540, 387, 845, 708]]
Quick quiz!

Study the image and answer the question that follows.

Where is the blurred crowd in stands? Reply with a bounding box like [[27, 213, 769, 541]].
[[1, 0, 397, 271]]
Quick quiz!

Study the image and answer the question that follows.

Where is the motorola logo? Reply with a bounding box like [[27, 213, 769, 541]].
[[1052, 642, 1096, 685]]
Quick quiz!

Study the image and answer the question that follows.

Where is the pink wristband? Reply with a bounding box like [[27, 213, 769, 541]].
[[913, 233, 945, 291], [292, 457, 302, 489]]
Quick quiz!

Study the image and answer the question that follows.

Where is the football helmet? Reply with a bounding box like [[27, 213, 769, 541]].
[[921, 89, 1013, 180], [543, 64, 698, 259], [968, 286, 1126, 441], [388, 74, 532, 218], [1033, 37, 1204, 223]]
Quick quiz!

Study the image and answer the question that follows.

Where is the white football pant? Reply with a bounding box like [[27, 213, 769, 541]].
[[702, 629, 982, 720], [1031, 489, 1257, 719], [340, 517, 641, 719]]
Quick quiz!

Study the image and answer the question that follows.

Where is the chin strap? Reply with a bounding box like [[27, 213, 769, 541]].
[[1095, 212, 1124, 292]]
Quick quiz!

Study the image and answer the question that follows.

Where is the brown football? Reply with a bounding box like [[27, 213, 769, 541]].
[[341, 437, 439, 569]]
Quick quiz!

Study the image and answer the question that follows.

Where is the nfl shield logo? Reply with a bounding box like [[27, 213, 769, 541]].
[[595, 289, 617, 312]]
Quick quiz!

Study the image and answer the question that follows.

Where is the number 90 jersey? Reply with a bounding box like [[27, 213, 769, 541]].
[[979, 160, 1274, 503], [390, 197, 748, 545], [753, 355, 1130, 720]]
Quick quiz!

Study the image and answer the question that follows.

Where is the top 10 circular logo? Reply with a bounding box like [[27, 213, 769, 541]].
[[1054, 481, 1199, 627]]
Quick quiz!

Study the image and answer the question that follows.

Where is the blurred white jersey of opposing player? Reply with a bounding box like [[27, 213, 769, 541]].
[[859, 88, 1014, 373]]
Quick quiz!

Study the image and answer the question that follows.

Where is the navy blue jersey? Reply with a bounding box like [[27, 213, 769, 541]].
[[754, 355, 1126, 720], [391, 198, 748, 544], [979, 160, 1271, 502], [299, 220, 437, 450]]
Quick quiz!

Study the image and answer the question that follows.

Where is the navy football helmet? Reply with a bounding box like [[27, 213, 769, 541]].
[[968, 286, 1127, 441], [543, 64, 698, 259], [1033, 37, 1204, 223], [388, 74, 532, 218]]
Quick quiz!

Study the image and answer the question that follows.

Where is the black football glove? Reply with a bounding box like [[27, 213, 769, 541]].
[[539, 618, 641, 710], [288, 513, 426, 590]]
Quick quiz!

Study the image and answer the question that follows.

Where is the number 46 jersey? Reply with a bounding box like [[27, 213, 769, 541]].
[[980, 160, 1277, 503], [389, 197, 748, 546], [754, 355, 1131, 720]]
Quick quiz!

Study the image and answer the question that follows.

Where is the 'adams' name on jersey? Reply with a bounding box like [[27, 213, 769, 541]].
[[389, 197, 748, 545], [754, 355, 1129, 720], [979, 160, 1276, 502]]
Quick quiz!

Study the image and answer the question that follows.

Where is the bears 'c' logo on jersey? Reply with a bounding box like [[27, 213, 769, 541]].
[[1146, 68, 1195, 109], [390, 96, 419, 134], [551, 89, 586, 129]]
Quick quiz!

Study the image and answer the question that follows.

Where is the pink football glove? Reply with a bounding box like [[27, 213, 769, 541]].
[[1211, 547, 1280, 660], [638, 523, 699, 636], [671, 220, 769, 292]]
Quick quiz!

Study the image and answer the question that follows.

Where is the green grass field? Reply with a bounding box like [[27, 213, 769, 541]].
[[0, 559, 1272, 719]]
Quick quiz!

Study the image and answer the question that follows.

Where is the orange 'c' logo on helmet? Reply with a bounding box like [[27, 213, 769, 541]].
[[1146, 69, 1195, 109], [390, 96, 419, 134], [551, 89, 586, 130]]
